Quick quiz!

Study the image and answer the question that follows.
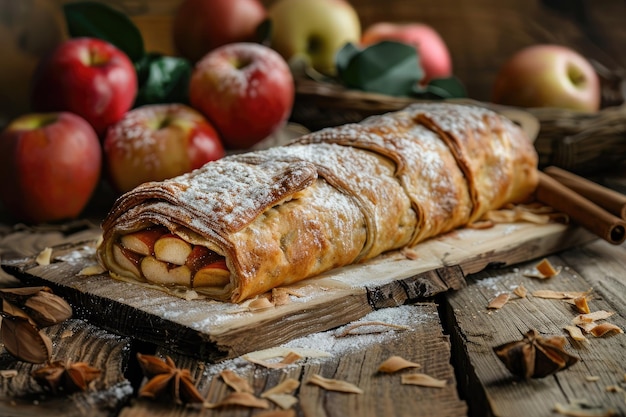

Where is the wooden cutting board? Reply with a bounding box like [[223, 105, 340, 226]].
[[1, 222, 594, 361]]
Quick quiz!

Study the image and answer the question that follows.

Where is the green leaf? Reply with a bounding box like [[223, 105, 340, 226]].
[[134, 54, 192, 107], [63, 1, 144, 62], [336, 41, 424, 97], [412, 76, 468, 99]]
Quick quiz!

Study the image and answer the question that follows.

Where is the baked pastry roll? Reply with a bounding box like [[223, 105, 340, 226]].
[[97, 103, 538, 302]]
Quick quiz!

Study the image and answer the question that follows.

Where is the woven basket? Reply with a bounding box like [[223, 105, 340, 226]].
[[291, 78, 626, 175]]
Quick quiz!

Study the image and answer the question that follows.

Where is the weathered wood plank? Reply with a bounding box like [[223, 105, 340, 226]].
[[118, 303, 468, 417], [1, 222, 595, 361], [0, 319, 134, 417], [443, 239, 626, 417]]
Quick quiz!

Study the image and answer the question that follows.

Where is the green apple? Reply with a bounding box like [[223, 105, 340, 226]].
[[268, 0, 361, 76]]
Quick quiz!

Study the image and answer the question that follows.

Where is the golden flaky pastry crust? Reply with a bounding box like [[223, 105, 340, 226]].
[[97, 103, 538, 302]]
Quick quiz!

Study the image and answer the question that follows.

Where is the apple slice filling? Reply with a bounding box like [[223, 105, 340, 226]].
[[116, 227, 229, 288]]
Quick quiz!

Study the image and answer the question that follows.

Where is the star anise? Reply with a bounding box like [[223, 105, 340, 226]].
[[493, 329, 579, 379], [31, 360, 101, 394], [136, 353, 204, 405]]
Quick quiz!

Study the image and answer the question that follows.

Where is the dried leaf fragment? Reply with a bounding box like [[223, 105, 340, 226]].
[[35, 247, 53, 266], [401, 373, 447, 388], [307, 374, 363, 394], [493, 329, 578, 379], [0, 315, 51, 363], [377, 356, 421, 373], [220, 369, 253, 393], [204, 392, 270, 409], [488, 293, 510, 309]]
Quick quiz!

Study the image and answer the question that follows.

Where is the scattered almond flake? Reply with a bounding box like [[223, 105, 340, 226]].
[[204, 392, 269, 409], [254, 410, 296, 417], [334, 321, 410, 337], [271, 288, 291, 306], [554, 401, 617, 417], [572, 311, 615, 325], [280, 351, 303, 365], [564, 325, 588, 342], [589, 323, 623, 337], [400, 373, 447, 388], [248, 296, 274, 311], [605, 385, 624, 393], [536, 258, 561, 277], [532, 290, 589, 300], [307, 374, 363, 394], [264, 393, 298, 410], [577, 322, 598, 333], [487, 293, 510, 309], [78, 264, 106, 276], [243, 347, 330, 366], [377, 356, 421, 373], [60, 329, 74, 339], [0, 370, 17, 378], [245, 351, 304, 369], [401, 247, 420, 260], [585, 376, 600, 382], [261, 378, 300, 397], [35, 247, 53, 266], [513, 284, 527, 298], [573, 295, 591, 314], [220, 369, 253, 393], [466, 219, 494, 229]]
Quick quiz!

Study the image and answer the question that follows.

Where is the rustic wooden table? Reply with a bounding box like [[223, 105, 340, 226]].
[[0, 178, 625, 417]]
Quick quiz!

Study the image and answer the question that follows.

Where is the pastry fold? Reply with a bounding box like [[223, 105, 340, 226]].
[[97, 103, 538, 302]]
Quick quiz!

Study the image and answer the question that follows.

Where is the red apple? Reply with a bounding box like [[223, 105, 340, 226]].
[[30, 37, 138, 137], [0, 112, 102, 223], [189, 42, 294, 150], [491, 44, 600, 112], [361, 22, 452, 83], [103, 103, 225, 193], [172, 0, 267, 63]]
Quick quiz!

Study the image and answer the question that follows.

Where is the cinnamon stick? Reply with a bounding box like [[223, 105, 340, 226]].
[[536, 172, 626, 245], [544, 166, 626, 220]]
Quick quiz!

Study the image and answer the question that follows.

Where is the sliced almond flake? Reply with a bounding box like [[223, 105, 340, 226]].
[[264, 393, 298, 410], [589, 323, 623, 337], [204, 392, 270, 409], [0, 370, 17, 378], [536, 258, 561, 277], [513, 284, 527, 298], [564, 325, 588, 342], [243, 347, 330, 366], [605, 385, 624, 393], [401, 373, 447, 388], [307, 374, 363, 394], [585, 375, 600, 382], [280, 351, 303, 365], [577, 322, 598, 333], [35, 247, 53, 266], [220, 369, 253, 393], [245, 351, 304, 369], [532, 290, 589, 300], [573, 296, 591, 314], [487, 293, 510, 309], [334, 321, 410, 337], [248, 296, 275, 311], [572, 311, 615, 325], [254, 410, 296, 417], [78, 264, 106, 276], [261, 378, 300, 397], [554, 401, 617, 417], [377, 356, 421, 373], [60, 329, 74, 339], [271, 288, 291, 306], [401, 247, 420, 260]]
